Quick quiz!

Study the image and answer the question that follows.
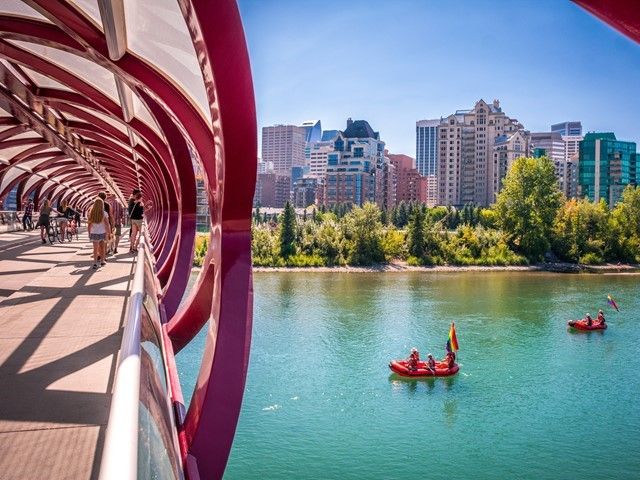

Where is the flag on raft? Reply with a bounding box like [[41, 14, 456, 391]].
[[446, 322, 459, 353], [607, 295, 620, 312]]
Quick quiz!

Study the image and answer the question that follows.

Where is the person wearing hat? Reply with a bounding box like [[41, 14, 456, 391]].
[[408, 348, 419, 371], [597, 309, 606, 326]]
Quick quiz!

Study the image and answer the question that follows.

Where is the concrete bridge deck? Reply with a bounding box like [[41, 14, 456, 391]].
[[0, 231, 134, 480]]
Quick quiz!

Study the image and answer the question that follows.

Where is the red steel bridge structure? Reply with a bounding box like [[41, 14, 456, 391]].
[[0, 1, 636, 479]]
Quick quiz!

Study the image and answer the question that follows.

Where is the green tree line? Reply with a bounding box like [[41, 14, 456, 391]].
[[195, 157, 640, 267]]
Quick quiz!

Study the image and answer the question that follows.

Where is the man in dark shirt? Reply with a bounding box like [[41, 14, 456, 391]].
[[23, 199, 34, 230]]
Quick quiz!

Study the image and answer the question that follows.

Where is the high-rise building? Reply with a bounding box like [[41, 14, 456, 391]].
[[552, 121, 583, 196], [256, 159, 273, 174], [387, 153, 428, 204], [551, 121, 582, 136], [530, 131, 569, 194], [261, 124, 306, 174], [322, 119, 387, 208], [438, 99, 525, 206], [416, 119, 439, 206], [494, 130, 530, 194], [253, 172, 292, 208], [578, 132, 637, 205], [300, 120, 322, 161], [321, 130, 339, 142], [554, 122, 583, 161], [416, 119, 439, 176], [308, 141, 334, 178], [292, 177, 318, 208], [299, 120, 322, 143]]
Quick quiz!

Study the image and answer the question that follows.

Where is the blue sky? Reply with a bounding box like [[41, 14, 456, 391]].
[[238, 0, 640, 157]]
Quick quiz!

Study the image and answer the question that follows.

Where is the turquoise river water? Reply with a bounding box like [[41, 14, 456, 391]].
[[177, 271, 640, 479]]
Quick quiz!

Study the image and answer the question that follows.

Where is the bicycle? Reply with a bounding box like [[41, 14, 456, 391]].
[[18, 212, 34, 231], [66, 218, 79, 242], [47, 217, 61, 244]]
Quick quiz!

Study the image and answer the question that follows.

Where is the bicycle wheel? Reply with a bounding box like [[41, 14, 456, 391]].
[[47, 225, 56, 244], [67, 230, 73, 242]]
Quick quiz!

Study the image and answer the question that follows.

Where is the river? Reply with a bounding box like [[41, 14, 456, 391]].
[[177, 271, 640, 479]]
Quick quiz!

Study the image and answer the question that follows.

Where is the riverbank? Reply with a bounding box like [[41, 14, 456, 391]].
[[245, 261, 640, 273]]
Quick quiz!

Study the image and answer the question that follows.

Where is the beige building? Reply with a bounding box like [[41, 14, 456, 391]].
[[493, 130, 530, 194], [261, 124, 306, 174], [438, 99, 525, 206], [308, 142, 333, 178]]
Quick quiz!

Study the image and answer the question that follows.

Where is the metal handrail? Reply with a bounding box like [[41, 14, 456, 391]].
[[99, 233, 147, 480]]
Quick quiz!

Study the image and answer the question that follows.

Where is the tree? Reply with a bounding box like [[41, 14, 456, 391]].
[[552, 198, 608, 263], [610, 185, 640, 262], [380, 208, 389, 225], [396, 202, 409, 228], [342, 203, 385, 265], [407, 206, 426, 258], [495, 156, 562, 261], [279, 201, 296, 258]]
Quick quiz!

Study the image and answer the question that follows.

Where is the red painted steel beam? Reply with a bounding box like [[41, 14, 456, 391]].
[[573, 0, 640, 44], [166, 0, 257, 478]]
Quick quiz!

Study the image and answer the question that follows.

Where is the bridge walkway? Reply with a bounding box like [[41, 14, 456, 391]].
[[0, 230, 135, 480]]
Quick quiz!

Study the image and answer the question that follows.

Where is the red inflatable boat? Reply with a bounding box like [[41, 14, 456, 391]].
[[389, 360, 459, 377], [567, 319, 607, 331]]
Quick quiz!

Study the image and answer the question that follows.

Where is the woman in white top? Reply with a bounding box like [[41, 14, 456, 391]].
[[87, 198, 110, 269]]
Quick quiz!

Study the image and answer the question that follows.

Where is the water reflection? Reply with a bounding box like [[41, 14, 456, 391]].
[[388, 372, 458, 396], [443, 399, 457, 427]]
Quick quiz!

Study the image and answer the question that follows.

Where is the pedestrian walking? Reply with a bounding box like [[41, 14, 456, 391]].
[[87, 198, 110, 269], [36, 199, 52, 244], [128, 190, 144, 252], [23, 199, 34, 230]]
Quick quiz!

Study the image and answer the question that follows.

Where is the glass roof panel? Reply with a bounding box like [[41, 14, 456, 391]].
[[23, 174, 43, 192], [0, 144, 45, 163], [0, 165, 26, 192], [8, 40, 119, 102], [1, 0, 53, 23], [22, 66, 74, 92], [18, 156, 59, 172], [124, 0, 211, 124], [132, 94, 162, 137], [7, 131, 42, 141], [69, 0, 102, 27], [67, 104, 129, 135]]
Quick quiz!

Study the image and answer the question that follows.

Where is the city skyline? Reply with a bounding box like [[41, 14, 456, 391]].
[[239, 0, 640, 157]]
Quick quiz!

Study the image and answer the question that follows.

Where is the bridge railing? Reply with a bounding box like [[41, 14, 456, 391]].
[[99, 229, 184, 480], [0, 211, 21, 233]]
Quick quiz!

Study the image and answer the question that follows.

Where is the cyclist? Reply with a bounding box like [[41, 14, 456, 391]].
[[57, 200, 72, 242]]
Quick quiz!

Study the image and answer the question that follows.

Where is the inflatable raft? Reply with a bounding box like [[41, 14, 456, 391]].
[[567, 319, 607, 331], [389, 360, 459, 377]]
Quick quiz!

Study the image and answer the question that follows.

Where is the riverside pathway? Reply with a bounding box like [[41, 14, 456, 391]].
[[0, 230, 134, 480]]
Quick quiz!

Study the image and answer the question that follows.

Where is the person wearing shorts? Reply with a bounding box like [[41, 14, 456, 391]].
[[87, 198, 110, 269], [128, 191, 144, 252]]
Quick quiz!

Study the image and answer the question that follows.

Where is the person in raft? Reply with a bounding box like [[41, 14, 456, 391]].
[[443, 351, 456, 368], [597, 309, 606, 326], [426, 354, 436, 373], [584, 313, 593, 326], [408, 348, 419, 370]]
